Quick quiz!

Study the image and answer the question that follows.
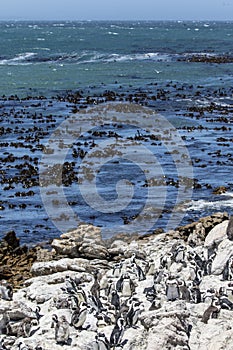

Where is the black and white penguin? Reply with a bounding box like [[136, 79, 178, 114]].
[[203, 258, 213, 276], [145, 259, 155, 276], [143, 285, 156, 302], [89, 292, 104, 313], [95, 332, 110, 350], [131, 262, 146, 281], [222, 256, 233, 281], [193, 268, 203, 286], [0, 282, 13, 301], [190, 284, 202, 304], [91, 271, 100, 299], [201, 297, 220, 324], [112, 263, 123, 278], [115, 275, 124, 293], [125, 301, 141, 327], [194, 252, 205, 270], [120, 274, 135, 298], [110, 317, 125, 347], [166, 277, 180, 301], [0, 311, 10, 335], [218, 288, 233, 310], [51, 314, 70, 344], [111, 290, 120, 311], [160, 253, 173, 269], [226, 215, 233, 241], [68, 293, 80, 310], [75, 285, 87, 305], [173, 245, 186, 263], [203, 288, 216, 304], [62, 275, 79, 294], [178, 280, 190, 302], [70, 301, 87, 329]]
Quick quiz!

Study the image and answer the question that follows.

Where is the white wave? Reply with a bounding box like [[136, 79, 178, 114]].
[[82, 52, 171, 64], [0, 52, 36, 65], [107, 31, 119, 35], [187, 194, 233, 211]]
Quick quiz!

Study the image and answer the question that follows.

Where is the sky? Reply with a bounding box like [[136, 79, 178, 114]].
[[0, 0, 232, 21]]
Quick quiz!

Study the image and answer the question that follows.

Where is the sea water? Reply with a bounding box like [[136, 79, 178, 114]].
[[0, 21, 233, 244]]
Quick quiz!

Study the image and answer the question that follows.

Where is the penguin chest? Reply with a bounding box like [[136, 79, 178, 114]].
[[74, 309, 87, 328], [98, 339, 109, 350], [167, 284, 179, 301], [121, 280, 132, 297]]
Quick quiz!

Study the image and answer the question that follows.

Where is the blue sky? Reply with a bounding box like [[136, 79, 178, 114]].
[[0, 0, 232, 20]]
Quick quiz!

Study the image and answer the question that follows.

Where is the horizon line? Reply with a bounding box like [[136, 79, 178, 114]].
[[0, 18, 232, 22]]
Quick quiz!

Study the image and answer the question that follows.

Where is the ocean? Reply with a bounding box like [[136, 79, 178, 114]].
[[0, 20, 233, 245]]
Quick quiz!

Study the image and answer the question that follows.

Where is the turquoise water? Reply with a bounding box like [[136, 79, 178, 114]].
[[0, 21, 233, 244], [0, 21, 233, 96]]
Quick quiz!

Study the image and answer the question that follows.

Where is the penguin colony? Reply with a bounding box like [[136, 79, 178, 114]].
[[1, 230, 233, 349]]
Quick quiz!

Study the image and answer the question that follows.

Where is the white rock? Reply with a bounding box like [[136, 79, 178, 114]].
[[204, 220, 229, 247], [31, 258, 89, 276], [211, 238, 233, 275]]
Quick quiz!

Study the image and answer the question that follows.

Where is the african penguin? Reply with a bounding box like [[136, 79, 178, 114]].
[[126, 301, 142, 327], [51, 314, 70, 344], [166, 277, 180, 301], [70, 301, 87, 329], [0, 283, 13, 301], [222, 256, 233, 281], [110, 317, 125, 347], [95, 332, 110, 350], [201, 297, 220, 324]]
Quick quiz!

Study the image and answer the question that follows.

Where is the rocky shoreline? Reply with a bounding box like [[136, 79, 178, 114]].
[[1, 212, 233, 349]]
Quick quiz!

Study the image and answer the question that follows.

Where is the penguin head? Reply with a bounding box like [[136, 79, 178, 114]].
[[60, 315, 67, 322], [6, 285, 13, 300], [51, 314, 58, 327], [117, 317, 125, 327], [219, 286, 227, 296]]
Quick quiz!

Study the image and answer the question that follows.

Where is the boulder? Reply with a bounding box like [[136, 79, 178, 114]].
[[31, 258, 90, 276], [204, 220, 229, 247], [211, 238, 233, 275], [51, 224, 109, 259]]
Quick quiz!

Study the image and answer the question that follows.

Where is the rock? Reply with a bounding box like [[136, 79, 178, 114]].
[[204, 220, 229, 247], [187, 222, 205, 246], [177, 212, 229, 241], [2, 231, 19, 249], [211, 238, 233, 275], [1, 213, 233, 349], [51, 224, 109, 259], [139, 305, 190, 350], [31, 258, 89, 276], [108, 240, 129, 256], [0, 233, 38, 288], [212, 186, 227, 195]]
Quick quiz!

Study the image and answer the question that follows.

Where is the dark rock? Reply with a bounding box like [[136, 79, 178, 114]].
[[212, 186, 227, 195], [3, 230, 20, 249], [176, 212, 229, 241]]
